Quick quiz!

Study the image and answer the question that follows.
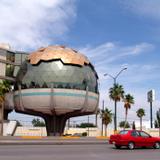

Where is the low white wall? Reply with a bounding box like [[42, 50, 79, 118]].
[[3, 120, 17, 136], [14, 126, 160, 137]]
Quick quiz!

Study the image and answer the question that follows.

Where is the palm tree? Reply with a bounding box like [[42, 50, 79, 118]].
[[123, 94, 134, 129], [100, 108, 104, 136], [95, 108, 100, 127], [100, 108, 112, 136], [0, 80, 11, 135], [136, 108, 145, 130], [109, 83, 124, 131]]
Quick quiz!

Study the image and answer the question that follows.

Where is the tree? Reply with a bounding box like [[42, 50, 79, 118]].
[[109, 83, 125, 131], [119, 121, 130, 128], [100, 108, 113, 136], [0, 80, 11, 135], [76, 123, 95, 128], [132, 121, 136, 130], [82, 132, 87, 136], [154, 109, 160, 128], [123, 94, 134, 129], [0, 80, 11, 104], [100, 108, 104, 136], [136, 108, 145, 130], [32, 118, 45, 127], [95, 108, 100, 127]]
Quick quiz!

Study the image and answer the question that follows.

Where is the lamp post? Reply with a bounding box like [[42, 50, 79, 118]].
[[104, 67, 127, 132], [104, 67, 127, 85]]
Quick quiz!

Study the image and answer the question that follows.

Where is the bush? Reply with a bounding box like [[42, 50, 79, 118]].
[[76, 123, 96, 128], [82, 132, 87, 136], [119, 121, 130, 128]]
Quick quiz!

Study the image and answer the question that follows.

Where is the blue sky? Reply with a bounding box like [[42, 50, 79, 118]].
[[0, 0, 160, 126]]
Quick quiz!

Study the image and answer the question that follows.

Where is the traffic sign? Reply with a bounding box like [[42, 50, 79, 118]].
[[147, 90, 155, 102]]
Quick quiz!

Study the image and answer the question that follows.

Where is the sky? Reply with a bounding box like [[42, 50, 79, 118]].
[[1, 0, 160, 127]]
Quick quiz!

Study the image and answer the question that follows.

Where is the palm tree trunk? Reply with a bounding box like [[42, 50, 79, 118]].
[[124, 109, 128, 130], [140, 117, 142, 130], [106, 126, 108, 137], [114, 100, 117, 132], [105, 125, 107, 136], [105, 125, 108, 137], [101, 120, 103, 136]]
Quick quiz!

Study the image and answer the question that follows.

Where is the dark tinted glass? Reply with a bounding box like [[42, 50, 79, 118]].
[[119, 130, 128, 135], [131, 131, 139, 137], [15, 60, 98, 93], [139, 131, 150, 137]]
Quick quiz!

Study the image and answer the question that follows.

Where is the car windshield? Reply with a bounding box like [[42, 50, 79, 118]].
[[119, 130, 128, 135]]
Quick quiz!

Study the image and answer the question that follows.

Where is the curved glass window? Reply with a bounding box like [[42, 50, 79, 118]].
[[15, 60, 99, 93]]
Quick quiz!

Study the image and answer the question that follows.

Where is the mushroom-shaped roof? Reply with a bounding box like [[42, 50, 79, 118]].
[[27, 46, 90, 66]]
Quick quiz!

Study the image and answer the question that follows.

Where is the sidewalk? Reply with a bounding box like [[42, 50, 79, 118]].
[[0, 136, 108, 145]]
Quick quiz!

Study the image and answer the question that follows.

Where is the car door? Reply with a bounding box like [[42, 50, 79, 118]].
[[139, 131, 151, 147], [130, 131, 142, 147]]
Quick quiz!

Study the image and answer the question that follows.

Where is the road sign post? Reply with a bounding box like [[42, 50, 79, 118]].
[[147, 90, 155, 128]]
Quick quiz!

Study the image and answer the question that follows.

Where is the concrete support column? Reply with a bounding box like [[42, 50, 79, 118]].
[[44, 115, 67, 136]]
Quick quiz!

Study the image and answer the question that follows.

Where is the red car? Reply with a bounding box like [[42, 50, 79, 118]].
[[109, 130, 160, 150]]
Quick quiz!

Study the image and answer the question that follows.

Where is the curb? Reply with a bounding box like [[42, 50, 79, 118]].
[[96, 136, 109, 139], [0, 141, 108, 145], [21, 136, 44, 139], [60, 136, 80, 139]]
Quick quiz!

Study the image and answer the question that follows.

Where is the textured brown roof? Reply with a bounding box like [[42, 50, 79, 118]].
[[27, 46, 90, 66]]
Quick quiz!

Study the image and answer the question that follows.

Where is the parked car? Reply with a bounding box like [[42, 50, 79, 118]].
[[109, 130, 160, 150]]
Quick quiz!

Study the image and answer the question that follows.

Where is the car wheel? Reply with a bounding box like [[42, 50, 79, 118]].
[[154, 142, 160, 149], [115, 144, 121, 149], [128, 142, 135, 150]]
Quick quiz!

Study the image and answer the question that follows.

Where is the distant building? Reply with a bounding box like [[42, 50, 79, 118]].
[[0, 43, 28, 81], [135, 120, 151, 129]]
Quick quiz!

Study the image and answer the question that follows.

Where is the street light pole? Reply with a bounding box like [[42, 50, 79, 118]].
[[104, 67, 127, 132], [104, 67, 127, 84]]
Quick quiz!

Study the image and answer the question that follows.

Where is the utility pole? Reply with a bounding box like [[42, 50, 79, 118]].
[[150, 101, 153, 128]]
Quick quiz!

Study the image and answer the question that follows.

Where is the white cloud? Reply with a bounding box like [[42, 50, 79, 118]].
[[120, 0, 160, 20], [80, 42, 156, 89], [0, 0, 76, 50], [80, 42, 115, 59], [80, 42, 154, 67]]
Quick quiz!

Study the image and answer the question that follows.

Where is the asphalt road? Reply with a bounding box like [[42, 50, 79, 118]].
[[0, 144, 159, 160]]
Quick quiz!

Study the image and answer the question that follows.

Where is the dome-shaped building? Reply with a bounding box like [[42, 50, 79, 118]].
[[13, 46, 99, 136]]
